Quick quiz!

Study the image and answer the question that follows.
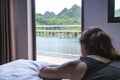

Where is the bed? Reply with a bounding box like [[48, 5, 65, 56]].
[[1, 59, 120, 80], [0, 59, 54, 80]]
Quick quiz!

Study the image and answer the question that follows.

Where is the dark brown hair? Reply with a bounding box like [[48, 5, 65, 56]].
[[80, 27, 120, 60]]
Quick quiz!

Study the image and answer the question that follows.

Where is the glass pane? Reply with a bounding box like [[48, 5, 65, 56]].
[[115, 0, 120, 17], [35, 0, 82, 64]]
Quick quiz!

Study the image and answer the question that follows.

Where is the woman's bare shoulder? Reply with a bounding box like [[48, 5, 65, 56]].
[[57, 59, 86, 69], [56, 59, 87, 79], [70, 60, 87, 80], [39, 59, 87, 80]]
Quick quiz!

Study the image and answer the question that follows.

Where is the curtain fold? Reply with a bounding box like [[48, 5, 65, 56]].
[[0, 0, 12, 64]]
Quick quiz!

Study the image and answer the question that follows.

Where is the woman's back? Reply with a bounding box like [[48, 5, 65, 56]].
[[81, 56, 120, 80], [40, 27, 120, 80]]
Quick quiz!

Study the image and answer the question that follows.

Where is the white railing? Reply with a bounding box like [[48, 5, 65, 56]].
[[36, 25, 81, 38], [36, 25, 81, 27]]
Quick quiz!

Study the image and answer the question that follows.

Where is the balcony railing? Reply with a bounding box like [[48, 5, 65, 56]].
[[36, 25, 81, 38]]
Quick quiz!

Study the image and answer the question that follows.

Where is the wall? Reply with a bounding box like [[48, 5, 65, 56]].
[[84, 0, 120, 52]]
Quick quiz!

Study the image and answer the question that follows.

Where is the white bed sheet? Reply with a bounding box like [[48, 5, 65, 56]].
[[0, 59, 53, 80]]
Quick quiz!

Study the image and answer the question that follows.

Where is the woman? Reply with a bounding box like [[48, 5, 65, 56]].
[[39, 27, 120, 80]]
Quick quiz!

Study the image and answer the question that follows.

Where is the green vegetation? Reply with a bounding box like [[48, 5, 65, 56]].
[[115, 9, 120, 17], [35, 4, 81, 38], [35, 4, 81, 25]]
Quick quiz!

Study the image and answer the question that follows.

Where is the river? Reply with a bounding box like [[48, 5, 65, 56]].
[[36, 37, 81, 59]]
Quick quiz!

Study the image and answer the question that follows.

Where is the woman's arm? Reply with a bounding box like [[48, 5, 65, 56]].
[[39, 60, 87, 80]]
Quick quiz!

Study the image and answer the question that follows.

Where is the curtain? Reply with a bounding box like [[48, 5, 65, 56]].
[[0, 0, 12, 64]]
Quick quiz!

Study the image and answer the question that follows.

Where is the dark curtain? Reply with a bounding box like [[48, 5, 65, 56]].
[[0, 0, 12, 64]]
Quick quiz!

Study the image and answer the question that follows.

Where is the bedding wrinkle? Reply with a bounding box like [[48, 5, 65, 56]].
[[0, 59, 54, 80]]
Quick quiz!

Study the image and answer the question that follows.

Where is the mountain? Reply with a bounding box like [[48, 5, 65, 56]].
[[36, 4, 81, 25], [58, 4, 81, 19], [57, 8, 68, 16], [44, 11, 56, 18]]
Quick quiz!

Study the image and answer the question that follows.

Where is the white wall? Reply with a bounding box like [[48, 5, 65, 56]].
[[84, 0, 120, 52]]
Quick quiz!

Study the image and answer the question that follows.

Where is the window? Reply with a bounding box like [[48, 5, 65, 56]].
[[35, 0, 82, 64], [108, 0, 120, 22]]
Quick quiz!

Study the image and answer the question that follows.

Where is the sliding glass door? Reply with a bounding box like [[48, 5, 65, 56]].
[[35, 0, 82, 64]]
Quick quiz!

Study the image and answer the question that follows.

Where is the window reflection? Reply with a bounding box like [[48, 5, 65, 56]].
[[115, 0, 120, 17]]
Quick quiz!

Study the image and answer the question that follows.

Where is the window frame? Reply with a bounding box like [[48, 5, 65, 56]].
[[108, 0, 120, 22], [32, 0, 84, 60]]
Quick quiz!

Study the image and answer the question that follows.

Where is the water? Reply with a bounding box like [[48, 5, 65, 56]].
[[36, 37, 81, 58]]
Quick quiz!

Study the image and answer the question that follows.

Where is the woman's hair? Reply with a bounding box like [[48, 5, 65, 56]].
[[80, 27, 120, 60]]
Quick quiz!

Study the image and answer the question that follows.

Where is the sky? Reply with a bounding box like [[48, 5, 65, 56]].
[[35, 0, 81, 14], [115, 0, 120, 10]]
